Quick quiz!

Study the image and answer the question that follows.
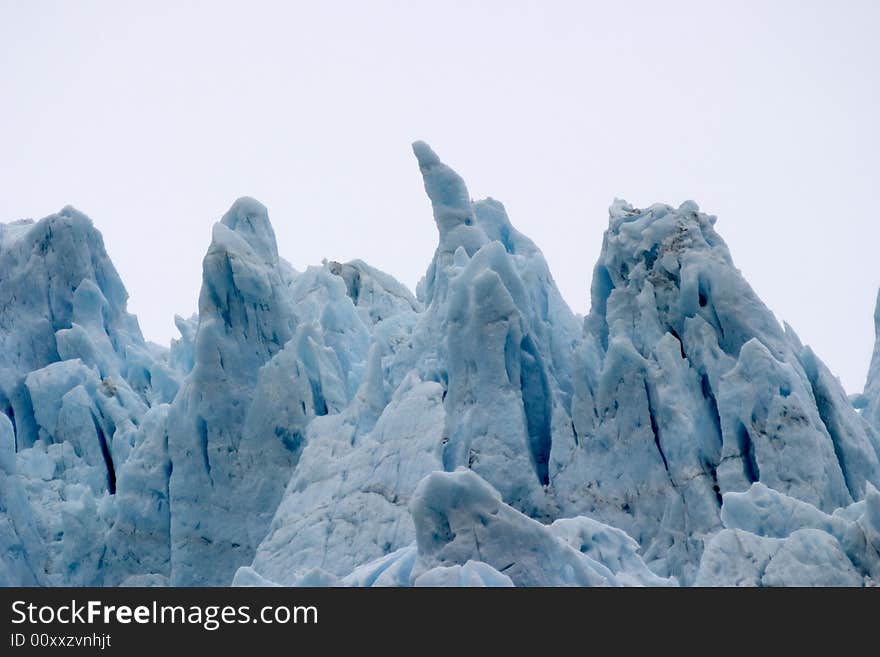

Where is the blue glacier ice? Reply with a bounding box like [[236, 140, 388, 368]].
[[552, 199, 880, 583], [239, 141, 587, 586], [240, 468, 671, 587], [858, 290, 880, 435], [0, 209, 180, 585], [2, 143, 880, 587], [695, 482, 880, 585]]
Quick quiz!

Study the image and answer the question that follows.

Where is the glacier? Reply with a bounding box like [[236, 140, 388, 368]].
[[2, 143, 880, 587]]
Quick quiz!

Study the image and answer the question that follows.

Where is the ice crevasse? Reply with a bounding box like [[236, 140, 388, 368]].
[[2, 143, 880, 587]]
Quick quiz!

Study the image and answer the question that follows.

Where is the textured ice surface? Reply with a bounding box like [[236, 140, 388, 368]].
[[239, 469, 670, 587], [553, 199, 880, 583], [406, 469, 673, 587], [695, 482, 880, 585], [396, 142, 583, 522], [860, 290, 880, 436], [3, 143, 880, 587], [247, 371, 443, 583], [0, 209, 182, 585], [166, 198, 310, 585]]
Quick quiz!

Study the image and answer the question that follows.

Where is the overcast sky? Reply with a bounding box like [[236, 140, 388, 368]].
[[1, 1, 878, 392]]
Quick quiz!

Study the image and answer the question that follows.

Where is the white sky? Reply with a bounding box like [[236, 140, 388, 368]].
[[1, 1, 878, 393]]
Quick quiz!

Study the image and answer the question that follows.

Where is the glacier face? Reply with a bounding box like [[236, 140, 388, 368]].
[[2, 144, 880, 587], [0, 209, 182, 585]]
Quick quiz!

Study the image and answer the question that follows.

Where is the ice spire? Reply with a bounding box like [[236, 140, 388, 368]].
[[558, 199, 880, 584], [219, 197, 278, 261], [167, 197, 300, 586], [412, 141, 487, 305], [862, 289, 880, 432], [412, 141, 476, 238]]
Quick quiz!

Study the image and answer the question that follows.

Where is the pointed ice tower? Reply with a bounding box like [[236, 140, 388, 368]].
[[860, 290, 880, 433], [0, 208, 179, 585], [166, 198, 305, 585], [0, 209, 177, 447], [111, 201, 402, 586], [411, 141, 488, 306], [396, 142, 583, 520], [555, 199, 880, 583], [240, 142, 585, 585]]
